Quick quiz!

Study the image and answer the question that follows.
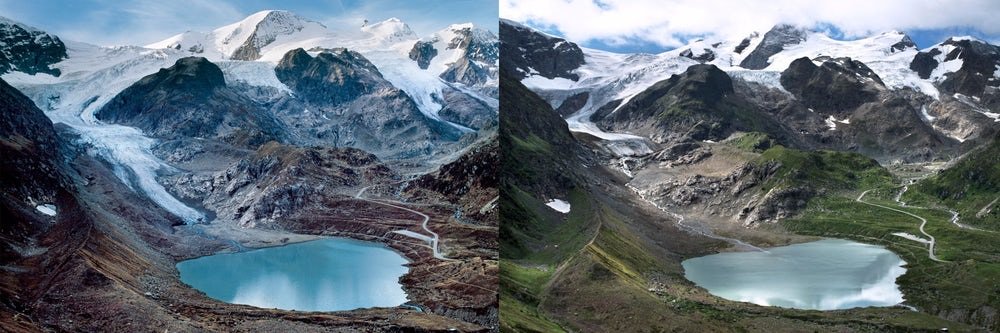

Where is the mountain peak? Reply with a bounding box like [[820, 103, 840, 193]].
[[0, 16, 67, 75], [147, 9, 327, 60], [362, 17, 416, 42]]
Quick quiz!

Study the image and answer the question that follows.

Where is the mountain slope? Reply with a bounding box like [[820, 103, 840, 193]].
[[0, 17, 66, 76], [95, 57, 284, 147], [146, 10, 327, 61], [499, 19, 584, 80]]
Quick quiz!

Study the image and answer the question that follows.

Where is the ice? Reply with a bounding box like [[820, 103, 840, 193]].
[[4, 41, 206, 224], [215, 60, 292, 93], [522, 75, 575, 90], [545, 199, 571, 213], [35, 204, 56, 216]]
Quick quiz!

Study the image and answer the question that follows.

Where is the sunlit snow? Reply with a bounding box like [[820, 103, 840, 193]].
[[545, 199, 571, 213]]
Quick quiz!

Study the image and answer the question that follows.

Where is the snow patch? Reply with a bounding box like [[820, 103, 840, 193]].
[[545, 199, 571, 213], [892, 232, 930, 244], [35, 204, 56, 216], [919, 106, 936, 122], [825, 116, 849, 130]]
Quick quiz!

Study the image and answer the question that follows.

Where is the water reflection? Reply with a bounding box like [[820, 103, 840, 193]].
[[682, 239, 906, 310], [178, 238, 409, 311]]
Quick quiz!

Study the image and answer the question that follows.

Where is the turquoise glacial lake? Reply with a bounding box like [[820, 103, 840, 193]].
[[177, 238, 410, 311], [682, 239, 907, 310]]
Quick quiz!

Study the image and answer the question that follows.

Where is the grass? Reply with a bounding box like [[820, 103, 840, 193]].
[[723, 132, 776, 153], [904, 138, 1000, 231], [499, 261, 566, 333], [754, 145, 895, 192], [782, 194, 1000, 325]]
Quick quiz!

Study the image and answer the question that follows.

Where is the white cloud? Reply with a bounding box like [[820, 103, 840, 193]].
[[500, 0, 1000, 48]]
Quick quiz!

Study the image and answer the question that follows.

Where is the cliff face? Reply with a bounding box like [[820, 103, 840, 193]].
[[0, 18, 67, 76], [95, 57, 284, 148]]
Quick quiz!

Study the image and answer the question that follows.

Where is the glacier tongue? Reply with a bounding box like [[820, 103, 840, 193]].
[[77, 122, 206, 223], [4, 41, 206, 224]]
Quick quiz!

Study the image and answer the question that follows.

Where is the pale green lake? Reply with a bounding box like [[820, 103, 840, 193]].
[[682, 239, 907, 310], [177, 238, 409, 311]]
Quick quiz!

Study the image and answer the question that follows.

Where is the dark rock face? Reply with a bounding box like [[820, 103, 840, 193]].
[[0, 77, 70, 269], [740, 24, 807, 70], [891, 35, 916, 52], [598, 64, 785, 143], [0, 18, 66, 76], [273, 48, 459, 158], [408, 40, 437, 69], [276, 48, 386, 106], [441, 56, 492, 87], [780, 57, 883, 114], [910, 48, 942, 79], [499, 19, 584, 80], [733, 35, 754, 54], [95, 57, 283, 147], [438, 89, 497, 130], [680, 48, 715, 62], [938, 39, 1000, 96], [555, 92, 589, 117], [910, 38, 1000, 96]]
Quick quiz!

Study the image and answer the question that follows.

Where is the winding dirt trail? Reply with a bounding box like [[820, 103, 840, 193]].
[[857, 190, 946, 262], [355, 184, 451, 261]]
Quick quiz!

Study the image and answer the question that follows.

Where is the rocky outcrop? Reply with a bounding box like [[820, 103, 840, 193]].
[[0, 17, 66, 76], [441, 56, 492, 87], [95, 57, 284, 147], [407, 132, 498, 226], [910, 38, 1000, 97], [596, 64, 785, 143], [438, 88, 497, 130], [408, 40, 437, 69], [201, 142, 397, 227], [680, 48, 715, 62], [938, 39, 1000, 97], [273, 48, 459, 158], [910, 48, 942, 79], [229, 11, 316, 61], [740, 24, 807, 70], [890, 35, 916, 52], [780, 56, 884, 114], [276, 48, 386, 106], [733, 32, 758, 54], [555, 92, 589, 117], [439, 25, 499, 88], [499, 19, 584, 80]]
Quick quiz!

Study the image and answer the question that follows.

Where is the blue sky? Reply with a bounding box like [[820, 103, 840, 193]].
[[527, 25, 1000, 54], [0, 0, 497, 46], [502, 0, 1000, 54]]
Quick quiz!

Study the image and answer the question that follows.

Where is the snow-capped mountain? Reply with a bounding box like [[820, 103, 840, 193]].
[[0, 17, 66, 76], [144, 10, 497, 128], [146, 10, 328, 61], [504, 19, 1000, 160], [410, 23, 499, 96], [0, 11, 499, 224]]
